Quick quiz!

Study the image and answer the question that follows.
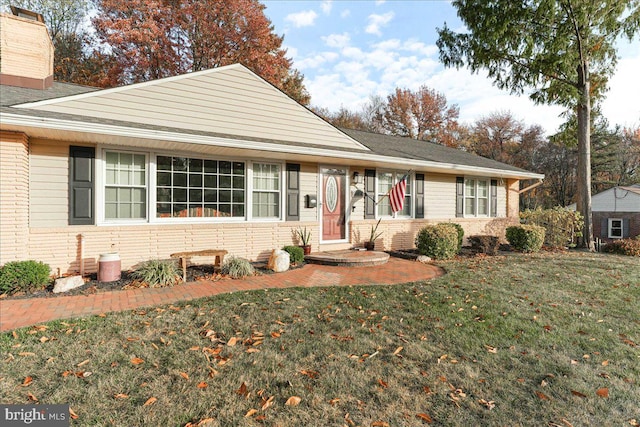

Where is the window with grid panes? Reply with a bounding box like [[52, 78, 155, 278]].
[[252, 163, 281, 218], [105, 151, 147, 219], [156, 156, 245, 218], [464, 178, 489, 217]]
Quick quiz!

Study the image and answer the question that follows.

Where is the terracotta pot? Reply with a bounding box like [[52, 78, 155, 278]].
[[364, 241, 376, 251], [300, 245, 311, 255]]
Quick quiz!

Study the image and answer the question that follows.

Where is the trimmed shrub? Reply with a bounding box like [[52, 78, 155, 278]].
[[602, 237, 640, 257], [506, 225, 545, 253], [520, 207, 583, 248], [415, 223, 460, 260], [0, 260, 51, 294], [468, 235, 500, 255], [132, 259, 179, 287], [449, 222, 464, 252], [222, 256, 255, 279], [282, 246, 305, 265]]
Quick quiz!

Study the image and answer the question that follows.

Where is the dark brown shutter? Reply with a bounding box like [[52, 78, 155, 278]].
[[69, 146, 95, 225], [490, 179, 498, 217], [364, 169, 376, 219], [286, 163, 300, 221], [623, 218, 630, 238], [415, 173, 425, 218], [455, 177, 464, 218], [601, 218, 608, 238]]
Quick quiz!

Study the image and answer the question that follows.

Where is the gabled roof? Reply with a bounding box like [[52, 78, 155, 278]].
[[11, 64, 367, 151], [1, 64, 543, 179]]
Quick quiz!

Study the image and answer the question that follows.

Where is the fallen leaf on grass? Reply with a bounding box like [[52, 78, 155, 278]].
[[244, 409, 258, 418], [377, 379, 388, 389], [77, 359, 90, 367], [371, 421, 389, 427], [285, 396, 301, 406], [416, 413, 433, 423], [628, 419, 639, 426], [27, 392, 38, 402], [227, 337, 238, 346], [131, 357, 145, 365], [596, 388, 609, 398], [329, 398, 340, 406], [535, 391, 551, 401], [485, 345, 497, 353], [114, 393, 129, 399], [571, 390, 587, 398], [300, 369, 319, 379], [237, 382, 248, 397], [393, 347, 403, 355], [21, 376, 33, 387], [197, 382, 208, 389], [179, 372, 189, 380], [143, 397, 157, 406], [478, 399, 496, 410], [261, 395, 274, 410], [18, 352, 35, 357], [69, 408, 78, 420]]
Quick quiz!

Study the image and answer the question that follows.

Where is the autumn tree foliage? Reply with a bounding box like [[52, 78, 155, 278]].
[[375, 86, 461, 147], [92, 0, 309, 104]]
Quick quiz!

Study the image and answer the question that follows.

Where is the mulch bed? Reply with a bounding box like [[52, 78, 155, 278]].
[[2, 263, 299, 301]]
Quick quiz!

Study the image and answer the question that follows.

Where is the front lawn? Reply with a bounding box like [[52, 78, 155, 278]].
[[1, 251, 638, 426]]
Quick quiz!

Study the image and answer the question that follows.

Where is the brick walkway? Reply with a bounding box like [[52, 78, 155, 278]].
[[0, 258, 443, 332]]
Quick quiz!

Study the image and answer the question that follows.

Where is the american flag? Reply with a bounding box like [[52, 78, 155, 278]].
[[389, 174, 408, 213]]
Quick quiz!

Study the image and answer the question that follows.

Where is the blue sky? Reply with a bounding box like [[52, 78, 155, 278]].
[[263, 0, 640, 134]]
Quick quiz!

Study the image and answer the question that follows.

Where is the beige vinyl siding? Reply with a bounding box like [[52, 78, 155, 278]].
[[24, 65, 366, 150], [0, 14, 53, 81], [0, 131, 30, 264], [28, 221, 320, 275], [424, 173, 456, 218], [299, 163, 319, 223], [29, 139, 72, 228]]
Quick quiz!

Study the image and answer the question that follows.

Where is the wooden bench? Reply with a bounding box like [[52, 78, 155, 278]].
[[170, 249, 228, 282]]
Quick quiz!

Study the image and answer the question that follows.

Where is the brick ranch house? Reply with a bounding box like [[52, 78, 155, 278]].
[[0, 11, 544, 275], [570, 184, 640, 243]]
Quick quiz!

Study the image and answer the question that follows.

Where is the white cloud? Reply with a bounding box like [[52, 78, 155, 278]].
[[296, 52, 340, 70], [321, 0, 333, 15], [285, 10, 318, 28], [322, 33, 351, 49], [375, 0, 386, 5], [365, 12, 394, 36], [340, 9, 351, 18]]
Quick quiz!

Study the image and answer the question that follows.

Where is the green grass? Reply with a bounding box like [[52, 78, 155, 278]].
[[1, 251, 638, 426]]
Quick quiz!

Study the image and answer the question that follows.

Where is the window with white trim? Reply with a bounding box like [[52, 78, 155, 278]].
[[377, 171, 412, 218], [608, 218, 623, 238], [105, 151, 147, 219], [252, 163, 281, 219], [156, 156, 245, 218], [464, 178, 489, 217]]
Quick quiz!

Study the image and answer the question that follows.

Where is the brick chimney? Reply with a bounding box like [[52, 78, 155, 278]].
[[0, 8, 54, 89]]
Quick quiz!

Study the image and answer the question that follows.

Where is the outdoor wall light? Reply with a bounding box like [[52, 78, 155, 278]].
[[352, 171, 363, 185]]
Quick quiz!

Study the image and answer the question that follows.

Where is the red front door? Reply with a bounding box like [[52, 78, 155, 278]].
[[322, 171, 346, 241]]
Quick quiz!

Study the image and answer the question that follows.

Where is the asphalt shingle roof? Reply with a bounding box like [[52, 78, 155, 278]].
[[1, 82, 536, 175]]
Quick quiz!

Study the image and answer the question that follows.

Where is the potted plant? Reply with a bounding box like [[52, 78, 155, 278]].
[[364, 219, 383, 251], [296, 226, 312, 255]]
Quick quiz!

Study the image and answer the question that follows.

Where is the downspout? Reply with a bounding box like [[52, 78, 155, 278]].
[[519, 178, 544, 194], [79, 234, 84, 277]]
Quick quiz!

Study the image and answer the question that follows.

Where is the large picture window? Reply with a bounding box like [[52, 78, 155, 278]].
[[252, 163, 281, 219], [464, 178, 489, 217], [105, 151, 147, 220], [156, 156, 245, 218]]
